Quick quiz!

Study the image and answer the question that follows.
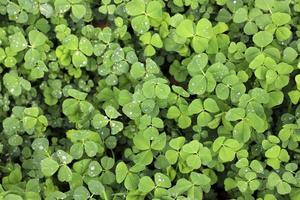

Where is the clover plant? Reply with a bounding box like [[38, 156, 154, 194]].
[[1, 0, 300, 199]]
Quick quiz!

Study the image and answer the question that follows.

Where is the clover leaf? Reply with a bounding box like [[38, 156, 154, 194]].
[[41, 157, 59, 176], [126, 0, 145, 16], [253, 31, 273, 48], [72, 4, 86, 19], [72, 51, 88, 68], [176, 19, 194, 38], [29, 30, 47, 47], [138, 176, 155, 193], [9, 32, 27, 52]]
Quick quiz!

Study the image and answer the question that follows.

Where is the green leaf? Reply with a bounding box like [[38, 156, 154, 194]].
[[233, 121, 251, 143], [167, 106, 181, 119], [219, 146, 236, 162], [187, 53, 208, 76], [144, 45, 155, 57], [31, 138, 49, 151], [4, 194, 22, 200], [169, 137, 185, 150], [289, 90, 300, 104], [105, 106, 121, 119], [226, 108, 245, 121], [151, 33, 163, 48], [276, 27, 291, 41], [63, 35, 78, 50], [237, 180, 248, 192], [73, 186, 90, 200], [54, 0, 71, 13], [138, 176, 155, 193], [283, 47, 297, 63], [87, 180, 105, 195], [265, 145, 281, 158], [3, 117, 20, 135], [277, 181, 291, 195], [72, 51, 88, 68], [131, 15, 150, 34], [70, 143, 83, 159], [176, 19, 194, 38], [41, 157, 59, 176], [190, 172, 211, 186], [196, 18, 213, 38], [236, 158, 249, 168], [72, 4, 86, 19], [290, 189, 300, 200], [246, 113, 267, 133], [253, 31, 273, 47], [56, 150, 73, 164], [169, 178, 193, 196], [112, 47, 125, 62], [244, 21, 258, 35], [29, 30, 47, 47], [110, 120, 123, 135], [192, 36, 209, 53], [125, 173, 139, 190], [23, 116, 37, 132], [122, 102, 141, 119], [282, 172, 297, 185], [116, 162, 128, 183], [233, 8, 248, 23], [40, 3, 54, 18], [255, 0, 274, 11], [272, 12, 291, 26], [84, 141, 98, 157], [151, 132, 166, 151], [224, 139, 242, 151], [58, 165, 72, 182], [62, 98, 79, 117], [199, 147, 212, 164], [224, 178, 237, 191], [9, 32, 27, 52], [87, 161, 102, 177], [130, 62, 145, 79], [182, 140, 200, 154], [165, 150, 178, 164], [3, 73, 21, 96], [79, 37, 93, 56], [172, 85, 190, 98], [197, 111, 212, 127], [0, 48, 5, 62], [67, 129, 101, 143], [188, 99, 203, 115], [178, 115, 191, 129], [154, 173, 171, 188], [134, 150, 153, 165], [24, 107, 39, 117], [188, 75, 206, 95], [101, 156, 115, 170], [146, 1, 162, 20], [133, 134, 150, 150], [207, 63, 229, 82], [126, 0, 145, 16], [203, 98, 219, 113], [249, 88, 269, 104], [155, 83, 170, 99], [68, 88, 87, 100], [186, 154, 201, 169], [250, 160, 264, 173], [267, 172, 281, 188]]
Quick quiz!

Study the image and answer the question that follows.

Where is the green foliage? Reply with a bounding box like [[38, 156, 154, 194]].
[[0, 0, 300, 199]]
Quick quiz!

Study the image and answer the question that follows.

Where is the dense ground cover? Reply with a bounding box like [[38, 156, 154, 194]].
[[1, 0, 300, 199]]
